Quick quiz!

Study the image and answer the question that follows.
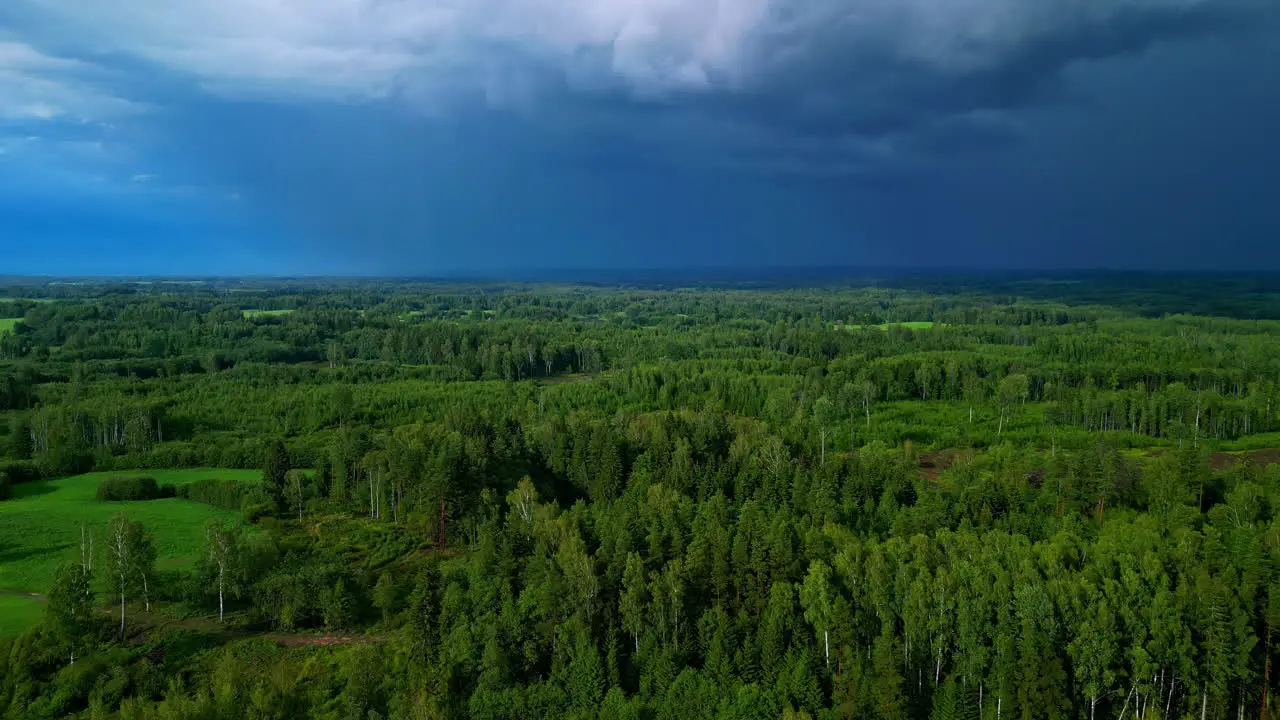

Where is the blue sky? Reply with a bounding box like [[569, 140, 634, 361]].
[[2, 0, 1279, 275]]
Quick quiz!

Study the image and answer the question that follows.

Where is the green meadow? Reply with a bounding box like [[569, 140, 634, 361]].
[[838, 321, 938, 330], [0, 319, 19, 334], [242, 309, 295, 318], [0, 468, 256, 635], [0, 593, 45, 637]]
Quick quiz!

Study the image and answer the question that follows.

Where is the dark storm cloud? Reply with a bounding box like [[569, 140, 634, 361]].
[[3, 0, 1280, 272], [727, 0, 1262, 137]]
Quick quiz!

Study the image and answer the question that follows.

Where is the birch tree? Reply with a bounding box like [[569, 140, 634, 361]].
[[105, 512, 152, 640], [203, 519, 242, 623], [285, 469, 307, 522], [1068, 601, 1119, 720], [620, 552, 647, 653], [997, 374, 1029, 436], [812, 395, 837, 465], [800, 560, 836, 667], [506, 476, 539, 534], [859, 377, 879, 430], [48, 561, 94, 666]]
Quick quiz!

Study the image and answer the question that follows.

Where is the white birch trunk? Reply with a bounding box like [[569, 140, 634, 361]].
[[218, 562, 225, 623]]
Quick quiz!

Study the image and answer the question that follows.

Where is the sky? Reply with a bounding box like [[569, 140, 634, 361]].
[[1, 0, 1279, 275]]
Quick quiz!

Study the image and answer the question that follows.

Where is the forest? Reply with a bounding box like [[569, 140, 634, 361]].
[[2, 275, 1280, 720]]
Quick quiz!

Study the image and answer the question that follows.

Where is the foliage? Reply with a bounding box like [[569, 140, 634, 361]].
[[2, 277, 1280, 719], [94, 476, 173, 501]]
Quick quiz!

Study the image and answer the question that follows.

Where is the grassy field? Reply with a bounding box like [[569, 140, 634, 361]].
[[838, 321, 938, 330], [0, 593, 45, 636], [0, 318, 19, 334], [0, 468, 256, 635], [243, 309, 294, 318]]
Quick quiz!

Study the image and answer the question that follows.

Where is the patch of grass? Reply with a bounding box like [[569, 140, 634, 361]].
[[0, 318, 20, 334], [0, 594, 44, 636], [243, 309, 295, 318], [0, 468, 257, 635], [837, 321, 938, 330]]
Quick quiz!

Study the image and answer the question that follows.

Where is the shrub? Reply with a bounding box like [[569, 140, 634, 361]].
[[96, 475, 170, 501], [0, 460, 41, 485], [176, 477, 272, 522], [177, 478, 254, 510], [0, 472, 10, 500]]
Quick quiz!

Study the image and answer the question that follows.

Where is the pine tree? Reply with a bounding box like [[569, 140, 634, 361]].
[[324, 579, 353, 631], [262, 440, 291, 509], [7, 416, 32, 459], [373, 571, 398, 623]]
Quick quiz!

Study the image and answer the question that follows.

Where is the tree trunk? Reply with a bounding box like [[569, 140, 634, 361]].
[[1119, 686, 1135, 720], [218, 565, 225, 623], [1262, 627, 1271, 720], [119, 586, 126, 640], [1090, 696, 1096, 720], [824, 630, 830, 666], [1202, 686, 1208, 720]]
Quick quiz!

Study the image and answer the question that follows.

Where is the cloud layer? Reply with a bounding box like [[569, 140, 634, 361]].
[[3, 0, 1279, 272], [0, 40, 141, 121], [9, 0, 1267, 123]]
